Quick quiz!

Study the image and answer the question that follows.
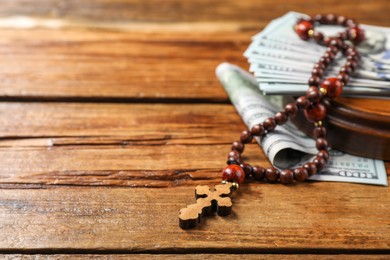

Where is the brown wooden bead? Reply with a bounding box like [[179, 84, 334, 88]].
[[313, 31, 324, 43], [274, 112, 288, 125], [251, 124, 265, 136], [320, 56, 331, 67], [265, 167, 280, 183], [308, 75, 321, 86], [284, 103, 298, 117], [280, 170, 294, 184], [312, 67, 324, 77], [263, 118, 276, 132], [317, 149, 330, 162], [327, 46, 339, 55], [227, 157, 240, 165], [304, 102, 327, 123], [228, 150, 240, 159], [338, 72, 350, 85], [337, 16, 347, 25], [240, 163, 253, 178], [222, 164, 245, 184], [296, 96, 310, 109], [324, 51, 335, 62], [346, 60, 358, 71], [240, 130, 253, 144], [313, 14, 324, 23], [313, 126, 326, 138], [294, 168, 309, 182], [321, 77, 343, 98], [295, 20, 314, 40], [231, 141, 244, 153], [340, 65, 352, 75], [303, 163, 317, 176], [347, 26, 365, 44], [313, 156, 326, 171], [316, 138, 328, 150], [345, 18, 356, 27], [325, 14, 336, 24], [314, 62, 325, 70], [337, 32, 347, 40], [306, 86, 321, 102], [252, 166, 266, 180]]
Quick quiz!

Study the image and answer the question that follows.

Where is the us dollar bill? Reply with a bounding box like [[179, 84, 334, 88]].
[[216, 62, 388, 186]]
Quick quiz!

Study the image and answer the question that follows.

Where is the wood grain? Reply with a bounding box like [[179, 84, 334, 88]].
[[2, 255, 390, 259], [0, 0, 388, 256], [0, 102, 268, 187], [0, 185, 389, 252]]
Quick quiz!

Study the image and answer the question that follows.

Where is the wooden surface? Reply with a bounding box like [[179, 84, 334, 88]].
[[0, 0, 389, 258]]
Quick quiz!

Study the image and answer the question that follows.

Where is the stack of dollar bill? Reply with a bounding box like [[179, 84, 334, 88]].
[[244, 11, 390, 97], [216, 62, 387, 186]]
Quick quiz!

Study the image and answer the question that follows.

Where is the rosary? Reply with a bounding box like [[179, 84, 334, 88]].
[[179, 14, 365, 229]]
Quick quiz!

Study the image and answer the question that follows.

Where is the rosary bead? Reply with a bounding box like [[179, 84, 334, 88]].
[[222, 164, 245, 184], [303, 163, 317, 176], [240, 130, 253, 144], [314, 62, 326, 70], [313, 31, 324, 43], [294, 168, 309, 182], [274, 112, 288, 125], [312, 67, 324, 77], [340, 65, 352, 75], [338, 72, 350, 85], [337, 32, 347, 41], [336, 16, 346, 26], [296, 96, 310, 110], [295, 20, 314, 40], [252, 166, 266, 180], [313, 126, 327, 138], [284, 103, 298, 117], [240, 163, 253, 178], [280, 170, 294, 184], [327, 46, 339, 55], [345, 18, 356, 27], [321, 77, 343, 98], [228, 150, 241, 161], [232, 141, 244, 153], [308, 75, 321, 86], [313, 14, 324, 23], [227, 157, 240, 165], [319, 56, 330, 67], [304, 102, 327, 122], [317, 149, 330, 162], [251, 124, 265, 136], [316, 138, 329, 150], [346, 60, 358, 72], [325, 14, 336, 24], [265, 167, 280, 183], [348, 26, 365, 44], [324, 51, 335, 62], [313, 156, 326, 171], [263, 118, 277, 132], [306, 86, 322, 102]]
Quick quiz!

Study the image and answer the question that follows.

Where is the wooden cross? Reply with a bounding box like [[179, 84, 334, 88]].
[[179, 182, 233, 229]]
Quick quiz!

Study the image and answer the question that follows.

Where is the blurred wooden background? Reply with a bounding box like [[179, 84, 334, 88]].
[[0, 0, 388, 258]]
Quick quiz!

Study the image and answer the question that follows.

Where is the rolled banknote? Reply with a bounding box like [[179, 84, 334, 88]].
[[216, 62, 388, 186]]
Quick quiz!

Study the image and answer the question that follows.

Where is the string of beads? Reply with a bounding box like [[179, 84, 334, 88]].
[[221, 14, 364, 186]]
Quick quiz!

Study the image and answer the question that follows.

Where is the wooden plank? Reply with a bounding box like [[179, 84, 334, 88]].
[[0, 1, 387, 101], [0, 0, 389, 26], [0, 102, 388, 187], [1, 255, 389, 259], [0, 185, 389, 251], [0, 29, 250, 101], [0, 102, 267, 187]]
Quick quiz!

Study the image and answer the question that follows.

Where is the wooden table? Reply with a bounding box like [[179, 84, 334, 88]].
[[0, 0, 389, 258]]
